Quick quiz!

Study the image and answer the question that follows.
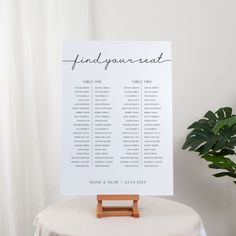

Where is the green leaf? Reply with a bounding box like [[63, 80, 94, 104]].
[[186, 129, 213, 140], [208, 163, 221, 169], [230, 125, 236, 136], [228, 116, 236, 126], [213, 172, 230, 177], [188, 119, 209, 129], [182, 137, 205, 150], [225, 142, 235, 149], [213, 116, 236, 134], [202, 155, 236, 170], [229, 137, 236, 146], [212, 120, 225, 134], [197, 139, 217, 155], [213, 172, 236, 178], [224, 107, 232, 118], [215, 108, 225, 120], [215, 148, 235, 156], [213, 136, 228, 152], [204, 111, 217, 121]]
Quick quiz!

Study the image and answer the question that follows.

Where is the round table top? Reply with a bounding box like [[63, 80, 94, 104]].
[[34, 197, 206, 236]]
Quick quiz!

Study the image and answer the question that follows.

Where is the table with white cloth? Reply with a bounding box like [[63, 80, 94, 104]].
[[34, 197, 207, 236]]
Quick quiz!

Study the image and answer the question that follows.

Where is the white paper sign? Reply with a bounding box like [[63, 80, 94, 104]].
[[62, 41, 173, 195]]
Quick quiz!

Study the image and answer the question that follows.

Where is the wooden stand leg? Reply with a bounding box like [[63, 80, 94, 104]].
[[96, 200, 103, 218], [96, 194, 140, 218], [133, 200, 139, 218]]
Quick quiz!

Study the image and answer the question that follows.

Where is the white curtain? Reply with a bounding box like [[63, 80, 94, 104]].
[[0, 0, 89, 235]]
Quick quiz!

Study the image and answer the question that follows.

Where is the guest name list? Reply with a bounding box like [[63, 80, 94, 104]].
[[62, 42, 173, 195]]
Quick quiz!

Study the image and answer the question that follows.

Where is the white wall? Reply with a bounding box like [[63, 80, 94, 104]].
[[87, 0, 236, 235]]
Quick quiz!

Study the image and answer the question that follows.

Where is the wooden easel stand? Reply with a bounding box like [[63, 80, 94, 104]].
[[96, 194, 140, 218]]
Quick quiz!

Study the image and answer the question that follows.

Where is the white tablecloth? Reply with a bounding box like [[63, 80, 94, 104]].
[[34, 197, 207, 236]]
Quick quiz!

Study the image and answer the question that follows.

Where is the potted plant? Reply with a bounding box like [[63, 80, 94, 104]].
[[182, 107, 236, 184]]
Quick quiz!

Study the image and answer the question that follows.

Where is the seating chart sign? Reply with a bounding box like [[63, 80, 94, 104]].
[[62, 41, 173, 195]]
